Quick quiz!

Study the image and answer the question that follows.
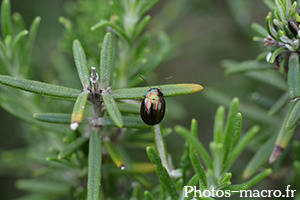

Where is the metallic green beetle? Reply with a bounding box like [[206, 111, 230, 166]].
[[139, 75, 172, 125]]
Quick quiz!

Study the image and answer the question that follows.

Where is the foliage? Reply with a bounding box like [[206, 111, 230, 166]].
[[0, 0, 283, 199], [212, 0, 300, 197]]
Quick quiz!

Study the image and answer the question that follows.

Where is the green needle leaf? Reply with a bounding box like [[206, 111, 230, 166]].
[[223, 98, 239, 164], [222, 60, 273, 75], [34, 113, 71, 124], [103, 140, 125, 169], [126, 162, 154, 173], [285, 0, 292, 15], [1, 0, 12, 38], [12, 29, 28, 50], [275, 0, 286, 22], [57, 136, 89, 159], [268, 92, 289, 116], [91, 20, 131, 45], [251, 22, 267, 37], [136, 33, 150, 56], [220, 172, 232, 184], [15, 179, 72, 195], [186, 174, 199, 187], [102, 92, 123, 128], [59, 16, 72, 30], [70, 91, 89, 130], [33, 113, 88, 124], [175, 125, 212, 169], [268, 47, 288, 64], [113, 83, 203, 99], [189, 145, 207, 189], [117, 102, 140, 114], [46, 157, 74, 168], [12, 12, 26, 31], [287, 100, 300, 130], [231, 113, 243, 150], [152, 124, 169, 170], [243, 130, 276, 179], [94, 116, 148, 128], [227, 168, 272, 191], [132, 15, 151, 41], [293, 9, 300, 21], [289, 2, 297, 18], [99, 32, 113, 89], [34, 114, 147, 129], [4, 34, 11, 50], [283, 24, 295, 39], [87, 128, 102, 200], [131, 183, 142, 200], [209, 142, 223, 177], [214, 105, 225, 144], [278, 56, 287, 73], [0, 75, 81, 99], [25, 16, 40, 59], [73, 40, 90, 89], [244, 70, 286, 91], [222, 125, 260, 174], [270, 104, 295, 163], [265, 12, 277, 39], [144, 191, 155, 200], [175, 179, 183, 192], [190, 118, 198, 138], [287, 53, 300, 101], [139, 0, 160, 16], [146, 146, 178, 200]]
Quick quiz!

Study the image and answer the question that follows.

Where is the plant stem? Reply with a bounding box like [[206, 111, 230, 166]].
[[90, 67, 100, 95], [92, 102, 102, 120], [90, 66, 102, 120], [153, 124, 169, 172]]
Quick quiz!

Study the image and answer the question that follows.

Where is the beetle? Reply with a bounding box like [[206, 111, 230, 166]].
[[139, 74, 172, 125]]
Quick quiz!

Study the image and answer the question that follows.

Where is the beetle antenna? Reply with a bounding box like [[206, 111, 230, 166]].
[[158, 76, 172, 88], [138, 74, 151, 88]]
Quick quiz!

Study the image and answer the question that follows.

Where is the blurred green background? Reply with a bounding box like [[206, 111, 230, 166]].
[[0, 0, 287, 199]]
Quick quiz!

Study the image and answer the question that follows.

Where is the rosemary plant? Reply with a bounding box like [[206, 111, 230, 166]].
[[207, 0, 300, 198], [0, 0, 276, 199]]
